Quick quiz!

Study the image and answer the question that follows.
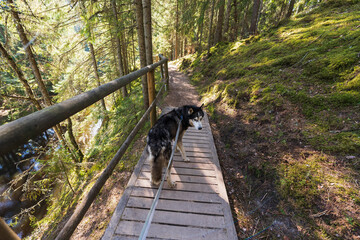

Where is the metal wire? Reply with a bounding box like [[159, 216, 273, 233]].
[[138, 115, 183, 240]]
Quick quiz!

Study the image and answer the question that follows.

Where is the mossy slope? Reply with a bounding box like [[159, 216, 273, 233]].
[[182, 1, 360, 239]]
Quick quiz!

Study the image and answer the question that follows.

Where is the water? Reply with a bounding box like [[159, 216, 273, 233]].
[[91, 119, 103, 139], [0, 129, 54, 238]]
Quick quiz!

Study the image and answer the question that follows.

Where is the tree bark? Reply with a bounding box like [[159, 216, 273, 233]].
[[207, 0, 216, 55], [285, 0, 296, 19], [214, 0, 226, 44], [143, 0, 153, 65], [134, 0, 149, 109], [67, 118, 84, 160], [249, 0, 261, 35], [0, 42, 42, 110], [175, 0, 179, 59], [232, 0, 238, 41], [89, 42, 107, 111], [121, 33, 129, 75], [223, 0, 232, 40], [111, 0, 128, 98], [142, 0, 156, 124]]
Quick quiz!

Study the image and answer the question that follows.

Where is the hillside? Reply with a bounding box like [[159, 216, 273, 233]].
[[180, 1, 360, 239]]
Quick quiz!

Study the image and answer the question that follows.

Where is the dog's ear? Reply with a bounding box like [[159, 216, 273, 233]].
[[200, 103, 204, 109], [188, 108, 193, 115]]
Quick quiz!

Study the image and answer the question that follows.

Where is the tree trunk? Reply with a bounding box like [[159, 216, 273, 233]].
[[285, 0, 296, 19], [249, 0, 261, 35], [0, 42, 42, 110], [175, 0, 179, 59], [121, 33, 129, 75], [111, 0, 128, 98], [143, 0, 156, 125], [207, 0, 216, 55], [143, 0, 153, 65], [134, 0, 149, 109], [232, 0, 238, 41], [67, 118, 84, 160], [89, 42, 107, 111], [223, 0, 232, 41], [214, 0, 226, 44], [198, 18, 204, 52]]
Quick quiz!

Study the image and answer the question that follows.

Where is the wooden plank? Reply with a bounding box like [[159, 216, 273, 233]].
[[184, 133, 209, 138], [135, 179, 218, 193], [142, 164, 216, 177], [112, 236, 138, 240], [130, 188, 222, 203], [115, 221, 228, 240], [183, 146, 212, 153], [180, 138, 209, 143], [121, 208, 226, 228], [174, 151, 212, 158], [126, 197, 223, 215], [138, 172, 217, 184], [173, 155, 213, 163], [171, 161, 214, 170], [144, 159, 214, 169], [182, 135, 209, 141], [182, 142, 209, 147]]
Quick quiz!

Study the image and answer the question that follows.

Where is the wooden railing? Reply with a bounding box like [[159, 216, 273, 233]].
[[0, 54, 169, 240]]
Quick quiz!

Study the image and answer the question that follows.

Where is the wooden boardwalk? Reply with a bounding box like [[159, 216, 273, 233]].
[[102, 112, 237, 240]]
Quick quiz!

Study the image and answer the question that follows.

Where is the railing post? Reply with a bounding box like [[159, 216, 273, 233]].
[[147, 70, 156, 126], [0, 218, 20, 240], [160, 64, 164, 81], [164, 60, 169, 91]]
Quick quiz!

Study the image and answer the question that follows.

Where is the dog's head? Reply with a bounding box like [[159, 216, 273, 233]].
[[182, 104, 204, 130]]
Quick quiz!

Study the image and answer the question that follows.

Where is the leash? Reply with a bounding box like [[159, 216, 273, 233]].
[[138, 115, 183, 240]]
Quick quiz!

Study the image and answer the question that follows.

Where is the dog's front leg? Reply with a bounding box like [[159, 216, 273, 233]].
[[177, 140, 190, 162]]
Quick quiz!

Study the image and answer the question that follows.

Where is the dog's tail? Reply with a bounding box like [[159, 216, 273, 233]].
[[146, 144, 162, 185]]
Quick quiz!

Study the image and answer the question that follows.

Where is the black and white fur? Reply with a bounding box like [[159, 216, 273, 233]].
[[146, 104, 204, 188]]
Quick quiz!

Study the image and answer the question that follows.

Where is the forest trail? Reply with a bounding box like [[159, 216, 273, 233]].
[[162, 63, 201, 107], [102, 63, 237, 239]]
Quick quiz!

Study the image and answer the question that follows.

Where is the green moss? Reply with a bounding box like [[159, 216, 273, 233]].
[[278, 156, 323, 209], [309, 131, 360, 155]]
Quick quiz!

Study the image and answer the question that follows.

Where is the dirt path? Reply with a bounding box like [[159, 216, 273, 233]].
[[161, 63, 201, 107]]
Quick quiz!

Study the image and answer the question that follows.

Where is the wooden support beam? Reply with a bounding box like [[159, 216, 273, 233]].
[[164, 60, 169, 91], [147, 70, 156, 126], [159, 54, 169, 91]]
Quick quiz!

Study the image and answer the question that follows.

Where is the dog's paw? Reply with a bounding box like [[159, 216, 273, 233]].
[[168, 180, 176, 188], [151, 179, 160, 186], [184, 157, 190, 162]]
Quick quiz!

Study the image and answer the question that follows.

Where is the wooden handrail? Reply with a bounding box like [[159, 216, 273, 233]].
[[0, 56, 168, 155]]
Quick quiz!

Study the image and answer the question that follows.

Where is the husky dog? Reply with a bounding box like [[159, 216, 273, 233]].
[[146, 104, 204, 188]]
